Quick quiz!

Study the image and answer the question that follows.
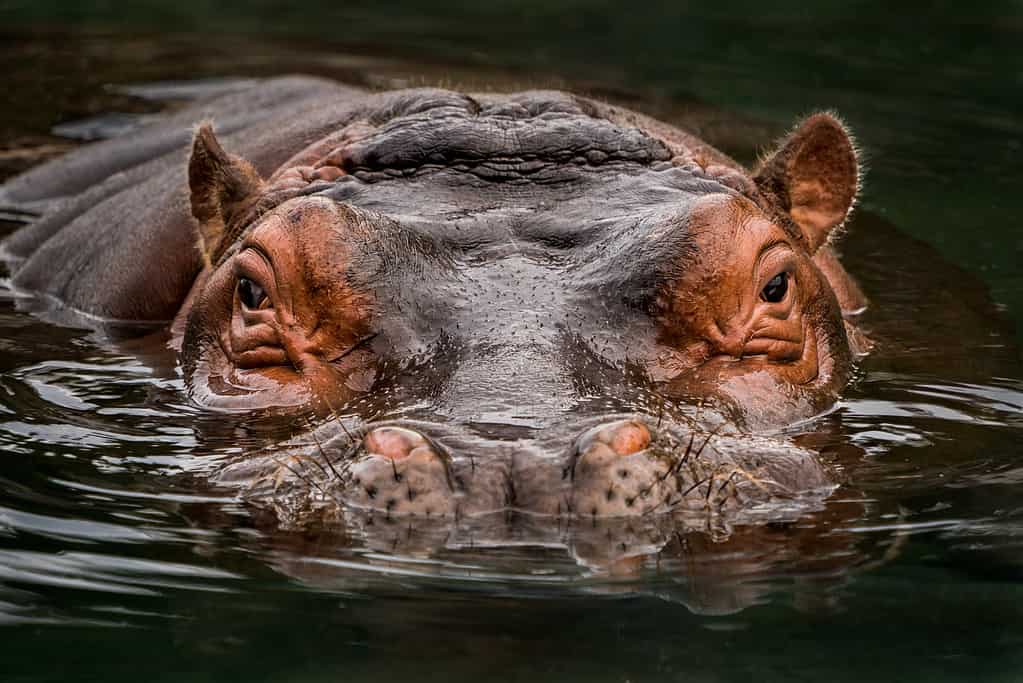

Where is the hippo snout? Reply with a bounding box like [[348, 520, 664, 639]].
[[216, 416, 835, 522]]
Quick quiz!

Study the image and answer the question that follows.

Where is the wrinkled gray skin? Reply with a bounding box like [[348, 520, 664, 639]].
[[1, 77, 862, 553]]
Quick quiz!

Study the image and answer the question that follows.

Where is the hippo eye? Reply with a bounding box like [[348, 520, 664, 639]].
[[760, 272, 788, 303], [237, 277, 269, 310]]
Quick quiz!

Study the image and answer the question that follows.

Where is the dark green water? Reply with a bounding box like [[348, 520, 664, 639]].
[[2, 5, 1023, 682]]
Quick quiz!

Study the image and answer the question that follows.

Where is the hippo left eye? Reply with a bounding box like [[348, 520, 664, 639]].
[[237, 277, 269, 310], [760, 272, 788, 303]]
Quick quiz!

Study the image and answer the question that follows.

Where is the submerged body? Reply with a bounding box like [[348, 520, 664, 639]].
[[1, 77, 869, 523]]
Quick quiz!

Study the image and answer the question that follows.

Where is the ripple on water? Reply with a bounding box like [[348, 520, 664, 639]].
[[0, 307, 1020, 618]]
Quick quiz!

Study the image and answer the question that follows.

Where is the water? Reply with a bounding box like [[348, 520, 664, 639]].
[[2, 5, 1023, 681]]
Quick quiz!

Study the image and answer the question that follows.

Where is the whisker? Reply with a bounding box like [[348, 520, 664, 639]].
[[692, 422, 725, 462], [271, 455, 330, 499], [328, 443, 361, 480], [716, 469, 740, 499], [294, 450, 331, 481], [306, 418, 344, 481], [717, 476, 740, 511], [322, 395, 359, 446], [679, 475, 712, 498], [671, 431, 697, 475], [705, 468, 721, 505]]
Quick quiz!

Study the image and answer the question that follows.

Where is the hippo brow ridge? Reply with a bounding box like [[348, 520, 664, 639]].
[[338, 112, 675, 182], [284, 90, 680, 185]]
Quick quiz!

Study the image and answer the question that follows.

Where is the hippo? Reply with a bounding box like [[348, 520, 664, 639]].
[[0, 76, 869, 528]]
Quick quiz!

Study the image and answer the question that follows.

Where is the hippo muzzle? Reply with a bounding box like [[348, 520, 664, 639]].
[[215, 408, 834, 525]]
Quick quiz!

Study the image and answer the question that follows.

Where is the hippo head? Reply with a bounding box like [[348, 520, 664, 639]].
[[177, 90, 863, 520]]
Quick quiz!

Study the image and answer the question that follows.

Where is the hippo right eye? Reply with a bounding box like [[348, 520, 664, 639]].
[[760, 272, 789, 304], [237, 277, 269, 310]]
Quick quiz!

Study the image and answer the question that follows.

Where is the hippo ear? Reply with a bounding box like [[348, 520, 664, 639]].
[[188, 123, 264, 264], [753, 113, 859, 252]]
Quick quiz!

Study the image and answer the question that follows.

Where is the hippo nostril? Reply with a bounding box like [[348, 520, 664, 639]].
[[344, 426, 458, 517], [609, 421, 650, 456], [569, 418, 673, 517], [586, 419, 651, 456], [364, 426, 427, 460], [407, 445, 438, 460]]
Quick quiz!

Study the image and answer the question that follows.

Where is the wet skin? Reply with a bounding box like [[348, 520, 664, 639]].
[[1, 79, 867, 523]]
